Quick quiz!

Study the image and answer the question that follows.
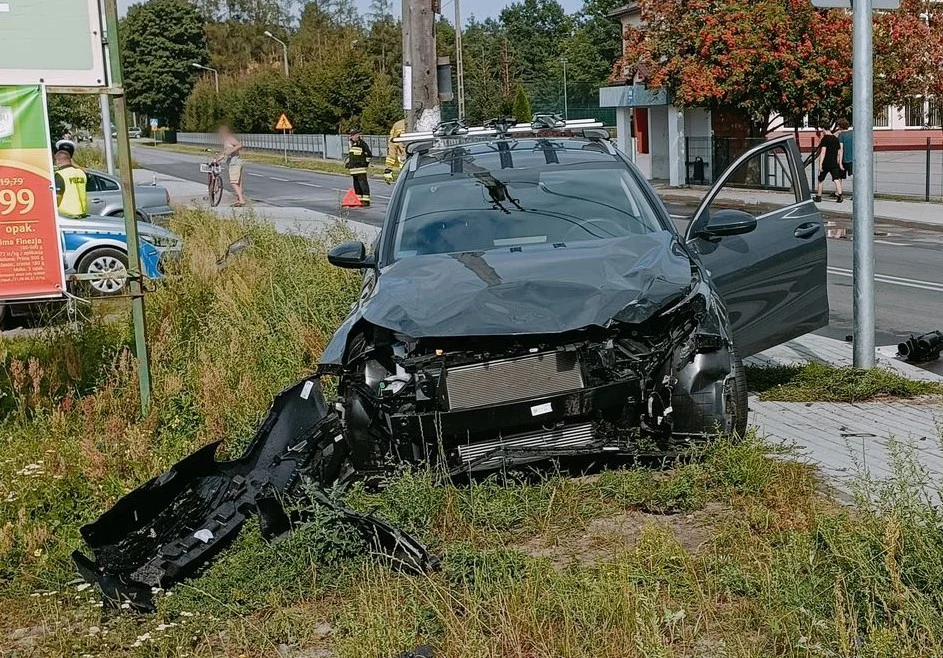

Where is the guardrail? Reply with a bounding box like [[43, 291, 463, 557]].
[[176, 132, 389, 160]]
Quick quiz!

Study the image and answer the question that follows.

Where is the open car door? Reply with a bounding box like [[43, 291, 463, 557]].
[[685, 136, 828, 356]]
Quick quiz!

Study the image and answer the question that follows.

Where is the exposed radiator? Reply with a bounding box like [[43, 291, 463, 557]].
[[445, 351, 584, 410], [457, 422, 595, 468]]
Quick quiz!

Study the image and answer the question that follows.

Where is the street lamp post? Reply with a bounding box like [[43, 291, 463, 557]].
[[264, 31, 290, 77], [192, 63, 219, 94], [561, 57, 568, 119]]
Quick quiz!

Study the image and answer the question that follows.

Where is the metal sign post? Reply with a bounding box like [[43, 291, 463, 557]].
[[102, 0, 152, 411], [851, 0, 876, 368], [812, 0, 899, 368]]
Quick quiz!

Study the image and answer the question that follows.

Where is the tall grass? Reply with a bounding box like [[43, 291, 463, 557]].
[[1, 209, 942, 657]]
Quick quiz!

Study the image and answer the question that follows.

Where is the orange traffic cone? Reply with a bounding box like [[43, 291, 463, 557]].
[[341, 188, 362, 207]]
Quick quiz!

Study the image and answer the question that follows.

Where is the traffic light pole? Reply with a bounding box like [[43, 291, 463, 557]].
[[852, 0, 875, 368]]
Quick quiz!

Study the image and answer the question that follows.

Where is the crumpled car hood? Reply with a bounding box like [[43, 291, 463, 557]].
[[361, 232, 694, 338]]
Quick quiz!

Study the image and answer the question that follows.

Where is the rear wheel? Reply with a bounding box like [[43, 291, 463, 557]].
[[76, 247, 129, 296], [208, 173, 223, 207]]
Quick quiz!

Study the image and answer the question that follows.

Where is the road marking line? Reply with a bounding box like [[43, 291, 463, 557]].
[[874, 240, 909, 246], [270, 176, 290, 181], [247, 172, 264, 177], [828, 267, 943, 292], [297, 182, 323, 188]]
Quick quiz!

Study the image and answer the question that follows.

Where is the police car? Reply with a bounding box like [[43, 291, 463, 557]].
[[60, 213, 182, 295]]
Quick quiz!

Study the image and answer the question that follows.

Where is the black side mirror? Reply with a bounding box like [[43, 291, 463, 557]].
[[697, 209, 757, 239], [328, 240, 375, 269]]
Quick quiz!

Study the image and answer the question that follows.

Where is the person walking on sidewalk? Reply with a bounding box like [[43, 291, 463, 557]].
[[836, 118, 854, 178], [346, 128, 372, 207], [814, 125, 845, 203], [215, 125, 246, 207]]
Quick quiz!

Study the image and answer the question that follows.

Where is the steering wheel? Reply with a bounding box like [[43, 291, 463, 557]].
[[562, 218, 632, 242]]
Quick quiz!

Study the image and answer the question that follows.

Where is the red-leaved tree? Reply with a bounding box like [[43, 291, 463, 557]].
[[614, 0, 943, 135]]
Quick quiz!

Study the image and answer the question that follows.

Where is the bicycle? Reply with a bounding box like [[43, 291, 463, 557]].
[[200, 151, 223, 207]]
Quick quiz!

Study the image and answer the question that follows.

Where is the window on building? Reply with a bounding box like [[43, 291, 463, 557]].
[[928, 98, 942, 128], [874, 105, 890, 128], [905, 98, 926, 127]]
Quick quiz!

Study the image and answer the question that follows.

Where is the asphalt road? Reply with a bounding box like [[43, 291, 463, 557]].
[[135, 146, 943, 356]]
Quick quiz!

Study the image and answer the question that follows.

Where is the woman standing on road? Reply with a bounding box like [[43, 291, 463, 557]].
[[216, 125, 246, 207]]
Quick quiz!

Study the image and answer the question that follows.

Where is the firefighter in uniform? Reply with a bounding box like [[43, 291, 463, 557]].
[[384, 119, 407, 184], [54, 149, 89, 218], [345, 128, 372, 206]]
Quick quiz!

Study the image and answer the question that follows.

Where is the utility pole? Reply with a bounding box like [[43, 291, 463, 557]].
[[852, 0, 875, 368], [264, 31, 289, 77], [402, 0, 439, 131], [454, 0, 465, 121]]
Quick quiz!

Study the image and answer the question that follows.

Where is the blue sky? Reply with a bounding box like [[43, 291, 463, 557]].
[[118, 0, 584, 22]]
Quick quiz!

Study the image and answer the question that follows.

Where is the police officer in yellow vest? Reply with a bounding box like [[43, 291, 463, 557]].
[[54, 150, 89, 218], [345, 128, 372, 207], [384, 119, 407, 184]]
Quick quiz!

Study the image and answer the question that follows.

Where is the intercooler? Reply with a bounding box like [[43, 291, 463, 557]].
[[444, 351, 584, 410], [457, 422, 596, 468]]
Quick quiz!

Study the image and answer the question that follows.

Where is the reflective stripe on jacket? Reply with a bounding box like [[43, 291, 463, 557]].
[[346, 139, 372, 174], [55, 165, 88, 217], [386, 119, 406, 170]]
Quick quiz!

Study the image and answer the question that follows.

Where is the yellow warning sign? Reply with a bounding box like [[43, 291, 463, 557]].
[[275, 113, 293, 131]]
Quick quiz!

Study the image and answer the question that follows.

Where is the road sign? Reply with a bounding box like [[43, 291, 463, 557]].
[[0, 0, 107, 87], [0, 85, 65, 300], [275, 114, 293, 131], [811, 0, 900, 8], [150, 118, 159, 129]]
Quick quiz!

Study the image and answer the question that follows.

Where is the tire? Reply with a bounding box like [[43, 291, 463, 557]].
[[76, 247, 129, 296], [208, 174, 223, 207], [727, 347, 749, 439]]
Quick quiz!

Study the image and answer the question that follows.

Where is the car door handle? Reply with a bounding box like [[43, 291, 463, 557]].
[[794, 223, 821, 239], [91, 197, 102, 203]]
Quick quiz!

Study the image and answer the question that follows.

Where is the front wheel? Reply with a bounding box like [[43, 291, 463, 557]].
[[76, 247, 129, 296], [727, 347, 749, 439], [208, 173, 223, 207]]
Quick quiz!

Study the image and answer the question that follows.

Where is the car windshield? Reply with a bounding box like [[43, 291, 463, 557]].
[[392, 161, 664, 259]]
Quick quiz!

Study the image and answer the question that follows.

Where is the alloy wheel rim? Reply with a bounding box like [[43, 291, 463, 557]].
[[86, 255, 128, 294]]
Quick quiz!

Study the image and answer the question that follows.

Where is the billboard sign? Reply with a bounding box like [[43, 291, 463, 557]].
[[0, 0, 107, 87], [0, 85, 65, 300]]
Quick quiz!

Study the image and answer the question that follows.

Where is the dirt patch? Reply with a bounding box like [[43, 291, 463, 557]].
[[518, 502, 729, 568]]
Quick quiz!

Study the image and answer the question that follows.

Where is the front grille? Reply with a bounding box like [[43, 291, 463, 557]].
[[457, 422, 595, 468], [444, 351, 584, 410]]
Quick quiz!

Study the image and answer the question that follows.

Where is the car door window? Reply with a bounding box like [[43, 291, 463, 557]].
[[98, 176, 119, 191], [85, 174, 100, 193], [701, 143, 800, 228]]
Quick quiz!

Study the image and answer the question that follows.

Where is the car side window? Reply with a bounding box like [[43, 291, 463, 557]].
[[98, 176, 120, 191], [85, 174, 100, 192], [706, 144, 800, 220]]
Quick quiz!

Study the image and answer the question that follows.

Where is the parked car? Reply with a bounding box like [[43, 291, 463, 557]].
[[60, 214, 182, 295], [76, 129, 93, 143], [0, 214, 182, 323], [128, 127, 143, 139], [84, 169, 173, 225]]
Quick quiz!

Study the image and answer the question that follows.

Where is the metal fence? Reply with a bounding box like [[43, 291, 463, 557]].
[[686, 135, 943, 200], [177, 132, 389, 160]]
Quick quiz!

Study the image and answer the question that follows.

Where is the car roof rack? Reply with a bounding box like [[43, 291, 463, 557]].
[[393, 115, 606, 146]]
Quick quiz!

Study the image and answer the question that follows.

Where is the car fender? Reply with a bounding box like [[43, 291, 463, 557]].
[[318, 310, 368, 373]]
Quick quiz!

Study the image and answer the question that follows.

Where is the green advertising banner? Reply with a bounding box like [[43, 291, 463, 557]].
[[0, 85, 65, 299]]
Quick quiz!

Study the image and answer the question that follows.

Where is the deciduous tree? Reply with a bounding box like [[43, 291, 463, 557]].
[[121, 0, 208, 129], [615, 0, 853, 135]]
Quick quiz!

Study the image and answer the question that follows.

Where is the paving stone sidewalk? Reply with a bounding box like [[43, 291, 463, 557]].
[[750, 333, 943, 493]]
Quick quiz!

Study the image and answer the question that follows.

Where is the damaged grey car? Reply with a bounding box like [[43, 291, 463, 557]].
[[73, 126, 828, 609]]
